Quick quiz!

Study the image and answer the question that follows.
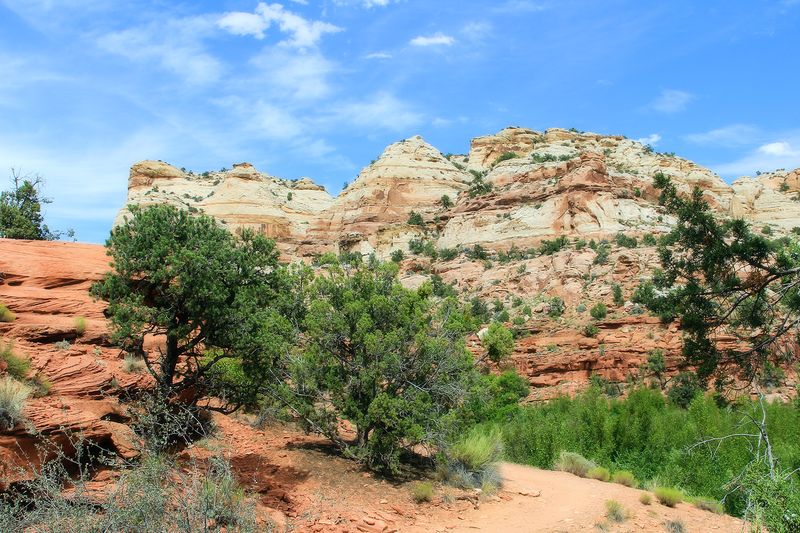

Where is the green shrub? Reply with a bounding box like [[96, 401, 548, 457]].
[[539, 236, 568, 255], [494, 152, 519, 166], [467, 244, 488, 260], [611, 470, 637, 488], [483, 322, 514, 363], [615, 233, 638, 248], [590, 302, 608, 320], [555, 451, 595, 478], [605, 499, 628, 522], [468, 172, 493, 198], [390, 249, 405, 263], [583, 324, 600, 337], [612, 284, 624, 306], [0, 376, 31, 430], [668, 372, 702, 408], [593, 242, 610, 264], [74, 316, 87, 336], [0, 342, 31, 380], [588, 466, 610, 482], [439, 248, 459, 261], [411, 481, 434, 503], [0, 304, 15, 322], [654, 487, 683, 507], [548, 297, 565, 318], [440, 195, 452, 208], [407, 211, 425, 226], [642, 233, 657, 246], [639, 492, 652, 505]]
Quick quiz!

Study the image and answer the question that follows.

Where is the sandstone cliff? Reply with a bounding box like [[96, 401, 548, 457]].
[[115, 126, 800, 260]]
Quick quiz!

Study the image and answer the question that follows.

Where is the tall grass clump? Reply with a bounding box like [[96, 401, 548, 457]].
[[588, 466, 610, 482], [411, 481, 434, 503], [0, 342, 31, 380], [442, 426, 503, 491], [556, 451, 595, 478], [611, 470, 637, 487], [73, 316, 87, 336], [654, 487, 683, 507], [0, 376, 31, 430], [0, 303, 15, 322], [605, 500, 628, 522]]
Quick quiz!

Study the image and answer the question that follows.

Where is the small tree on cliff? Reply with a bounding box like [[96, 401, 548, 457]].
[[642, 172, 800, 386], [281, 262, 478, 474], [0, 170, 72, 240], [92, 204, 290, 410]]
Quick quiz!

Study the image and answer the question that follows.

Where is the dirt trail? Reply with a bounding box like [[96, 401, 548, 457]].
[[413, 463, 744, 533]]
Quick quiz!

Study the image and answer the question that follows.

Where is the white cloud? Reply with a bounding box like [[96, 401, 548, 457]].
[[326, 93, 423, 131], [492, 1, 549, 13], [410, 33, 455, 46], [650, 89, 693, 113], [219, 3, 342, 49], [218, 12, 269, 39], [332, 0, 398, 7], [249, 48, 336, 101], [636, 133, 661, 146], [713, 135, 800, 178], [684, 124, 760, 147], [759, 141, 795, 156], [98, 16, 222, 84], [365, 51, 392, 59]]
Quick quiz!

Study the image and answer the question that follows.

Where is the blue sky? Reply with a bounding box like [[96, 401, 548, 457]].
[[0, 0, 798, 243]]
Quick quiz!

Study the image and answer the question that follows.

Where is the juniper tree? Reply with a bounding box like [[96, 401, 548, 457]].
[[643, 172, 800, 386], [92, 204, 290, 410]]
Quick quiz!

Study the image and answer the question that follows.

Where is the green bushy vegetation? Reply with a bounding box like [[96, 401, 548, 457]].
[[390, 249, 405, 263], [588, 466, 610, 482], [73, 316, 87, 336], [0, 303, 15, 322], [493, 386, 800, 517], [440, 426, 503, 491], [611, 470, 637, 487], [482, 322, 514, 363], [0, 342, 31, 380], [411, 481, 434, 503], [407, 210, 425, 226], [590, 302, 607, 320], [654, 487, 683, 507]]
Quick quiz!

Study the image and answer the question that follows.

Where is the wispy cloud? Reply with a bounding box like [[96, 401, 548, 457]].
[[410, 33, 455, 46], [649, 89, 694, 113], [714, 133, 800, 177], [365, 51, 393, 59], [492, 1, 549, 13], [636, 133, 661, 146], [98, 16, 222, 85], [218, 3, 342, 49], [332, 0, 400, 7], [684, 124, 760, 147]]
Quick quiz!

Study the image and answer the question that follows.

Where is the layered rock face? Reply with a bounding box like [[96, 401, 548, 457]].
[[115, 127, 800, 259], [0, 239, 144, 487], [115, 161, 334, 251]]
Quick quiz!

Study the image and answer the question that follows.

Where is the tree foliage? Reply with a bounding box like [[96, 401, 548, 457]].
[[0, 171, 72, 240], [282, 262, 478, 474], [644, 172, 800, 384], [91, 204, 290, 410], [482, 321, 514, 363]]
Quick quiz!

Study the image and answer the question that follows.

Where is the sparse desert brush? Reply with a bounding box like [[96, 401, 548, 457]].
[[0, 376, 32, 430], [73, 316, 87, 336], [588, 466, 610, 482], [30, 374, 52, 397], [555, 451, 595, 478], [605, 499, 628, 523], [123, 354, 146, 373], [654, 487, 683, 507], [0, 303, 15, 322], [611, 470, 637, 488], [664, 519, 686, 533], [639, 492, 652, 505], [693, 497, 723, 514], [411, 481, 434, 503], [0, 341, 31, 380], [54, 340, 71, 351]]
